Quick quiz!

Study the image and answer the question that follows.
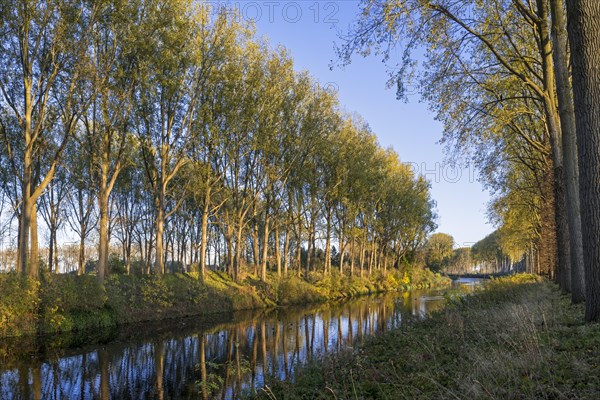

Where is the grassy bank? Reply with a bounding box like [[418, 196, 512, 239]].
[[262, 274, 600, 399], [0, 267, 449, 338]]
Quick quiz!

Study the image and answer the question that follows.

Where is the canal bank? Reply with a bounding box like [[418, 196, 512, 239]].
[[0, 268, 450, 339], [263, 274, 600, 400], [0, 275, 465, 399]]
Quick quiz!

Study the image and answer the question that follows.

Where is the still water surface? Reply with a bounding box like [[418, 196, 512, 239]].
[[0, 278, 481, 399]]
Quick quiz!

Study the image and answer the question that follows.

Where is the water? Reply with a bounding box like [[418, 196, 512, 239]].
[[0, 279, 480, 399]]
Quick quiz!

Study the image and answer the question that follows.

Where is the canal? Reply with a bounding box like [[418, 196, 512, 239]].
[[0, 278, 482, 399]]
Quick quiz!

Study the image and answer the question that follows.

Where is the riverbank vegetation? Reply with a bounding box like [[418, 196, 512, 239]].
[[263, 275, 600, 399], [0, 267, 449, 338]]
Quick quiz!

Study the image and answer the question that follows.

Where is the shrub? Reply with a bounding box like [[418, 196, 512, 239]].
[[38, 272, 109, 333], [0, 272, 39, 337], [275, 276, 325, 306]]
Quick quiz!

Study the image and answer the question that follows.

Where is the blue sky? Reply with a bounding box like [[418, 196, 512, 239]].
[[221, 0, 494, 246]]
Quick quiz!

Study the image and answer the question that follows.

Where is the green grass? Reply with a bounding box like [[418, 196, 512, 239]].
[[260, 274, 600, 400]]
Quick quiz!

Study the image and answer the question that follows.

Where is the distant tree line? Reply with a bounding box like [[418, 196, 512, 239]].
[[0, 0, 437, 284], [424, 232, 532, 275]]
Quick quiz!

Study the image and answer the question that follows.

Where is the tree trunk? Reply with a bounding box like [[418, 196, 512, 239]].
[[324, 212, 331, 275], [155, 193, 165, 274], [18, 194, 30, 275], [283, 229, 290, 276], [48, 224, 55, 273], [235, 225, 244, 282], [252, 207, 260, 272], [339, 230, 345, 275], [311, 217, 316, 273], [350, 237, 355, 277], [18, 76, 33, 276], [370, 240, 377, 274], [260, 209, 269, 282], [296, 229, 302, 278], [125, 235, 132, 275], [200, 205, 209, 279], [275, 225, 281, 276], [78, 234, 86, 275], [537, 0, 571, 289], [30, 202, 38, 278], [98, 188, 110, 283], [360, 239, 366, 278], [539, 167, 558, 278], [53, 225, 58, 273], [567, 0, 600, 322], [550, 0, 586, 303], [226, 233, 233, 276], [306, 228, 313, 276]]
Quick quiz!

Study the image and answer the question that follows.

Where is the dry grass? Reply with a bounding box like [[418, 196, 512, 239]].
[[263, 275, 600, 400]]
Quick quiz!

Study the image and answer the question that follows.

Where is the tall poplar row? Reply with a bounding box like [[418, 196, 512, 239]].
[[0, 1, 437, 282], [336, 0, 600, 320]]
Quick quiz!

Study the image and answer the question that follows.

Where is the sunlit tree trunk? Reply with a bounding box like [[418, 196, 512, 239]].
[[98, 183, 110, 281], [306, 228, 313, 276], [350, 237, 355, 277], [260, 209, 269, 281], [324, 212, 331, 275], [154, 190, 166, 274], [275, 226, 282, 276], [339, 228, 345, 275], [283, 229, 290, 276], [360, 239, 366, 278], [369, 240, 376, 275], [296, 228, 302, 278], [235, 225, 244, 281], [200, 202, 210, 279], [30, 202, 39, 277], [226, 233, 234, 276]]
